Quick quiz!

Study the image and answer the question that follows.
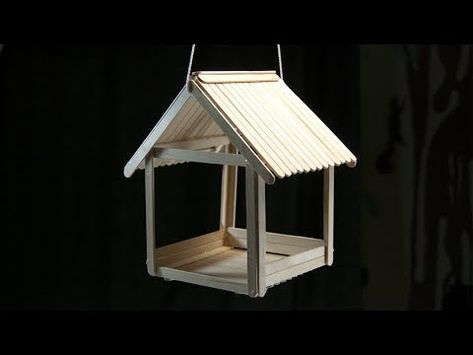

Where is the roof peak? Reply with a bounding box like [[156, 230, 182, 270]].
[[192, 71, 280, 84], [193, 70, 276, 75]]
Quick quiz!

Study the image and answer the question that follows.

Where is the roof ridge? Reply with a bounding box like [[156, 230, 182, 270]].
[[193, 70, 276, 75], [193, 71, 280, 84]]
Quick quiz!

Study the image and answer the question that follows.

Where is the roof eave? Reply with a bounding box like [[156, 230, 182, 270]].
[[123, 86, 191, 178]]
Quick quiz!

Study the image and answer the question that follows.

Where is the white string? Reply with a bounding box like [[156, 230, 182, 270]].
[[185, 44, 284, 84], [185, 44, 196, 88], [277, 44, 283, 80]]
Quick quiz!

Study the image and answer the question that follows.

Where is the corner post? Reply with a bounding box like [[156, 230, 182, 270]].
[[220, 144, 238, 230], [245, 167, 266, 297], [145, 153, 156, 276], [323, 166, 334, 266]]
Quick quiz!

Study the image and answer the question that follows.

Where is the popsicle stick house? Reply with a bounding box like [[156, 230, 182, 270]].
[[124, 71, 356, 297]]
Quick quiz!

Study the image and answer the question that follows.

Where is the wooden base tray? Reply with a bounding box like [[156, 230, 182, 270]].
[[155, 228, 326, 296]]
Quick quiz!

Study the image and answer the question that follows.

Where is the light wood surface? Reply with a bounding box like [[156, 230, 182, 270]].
[[125, 71, 356, 180], [204, 83, 291, 177], [324, 166, 334, 266], [266, 255, 326, 287], [265, 244, 325, 275], [124, 86, 190, 177], [153, 228, 326, 295], [177, 248, 282, 276], [190, 79, 276, 184], [163, 246, 232, 269], [247, 83, 315, 172], [196, 72, 280, 84], [135, 97, 225, 171], [226, 83, 310, 174], [278, 81, 357, 167], [245, 168, 267, 297], [260, 82, 332, 169], [155, 135, 229, 150], [154, 231, 280, 295], [202, 85, 291, 178], [192, 74, 357, 179], [156, 267, 248, 295], [157, 240, 227, 267], [194, 71, 277, 75], [158, 96, 223, 143], [154, 147, 246, 167], [145, 154, 156, 276], [226, 227, 324, 251], [155, 230, 224, 256], [220, 144, 238, 230]]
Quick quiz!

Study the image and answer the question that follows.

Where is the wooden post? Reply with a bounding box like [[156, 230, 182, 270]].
[[323, 166, 334, 266], [145, 154, 156, 276], [220, 144, 238, 230], [245, 167, 266, 297]]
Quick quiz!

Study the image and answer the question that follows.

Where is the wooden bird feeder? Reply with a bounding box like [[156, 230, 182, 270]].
[[124, 71, 357, 297]]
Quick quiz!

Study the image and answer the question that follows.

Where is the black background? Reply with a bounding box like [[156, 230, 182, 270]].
[[0, 44, 361, 310]]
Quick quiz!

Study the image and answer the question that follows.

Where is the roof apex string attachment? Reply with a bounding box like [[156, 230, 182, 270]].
[[277, 44, 283, 81], [186, 44, 196, 91], [185, 44, 283, 86]]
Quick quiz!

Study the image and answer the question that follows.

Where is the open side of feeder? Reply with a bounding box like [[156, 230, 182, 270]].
[[124, 71, 357, 297]]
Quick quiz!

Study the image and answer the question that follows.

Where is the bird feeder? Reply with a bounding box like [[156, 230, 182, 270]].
[[124, 71, 357, 297]]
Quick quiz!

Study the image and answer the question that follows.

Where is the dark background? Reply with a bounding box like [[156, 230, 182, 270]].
[[0, 44, 470, 310]]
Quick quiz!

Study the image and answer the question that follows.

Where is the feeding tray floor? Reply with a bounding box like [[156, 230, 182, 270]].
[[156, 228, 326, 295]]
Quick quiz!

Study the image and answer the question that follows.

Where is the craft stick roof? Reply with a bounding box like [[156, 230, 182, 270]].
[[124, 71, 357, 184]]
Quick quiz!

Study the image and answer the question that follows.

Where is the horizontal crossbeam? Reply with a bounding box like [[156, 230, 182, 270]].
[[154, 147, 247, 167], [155, 136, 230, 150]]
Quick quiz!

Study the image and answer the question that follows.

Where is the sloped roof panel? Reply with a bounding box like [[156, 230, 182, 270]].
[[191, 71, 356, 179], [130, 93, 227, 172], [124, 71, 356, 180]]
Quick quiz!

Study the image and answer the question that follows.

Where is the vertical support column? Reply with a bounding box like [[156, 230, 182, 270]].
[[145, 153, 156, 276], [220, 144, 238, 230], [245, 167, 266, 297], [323, 166, 334, 266]]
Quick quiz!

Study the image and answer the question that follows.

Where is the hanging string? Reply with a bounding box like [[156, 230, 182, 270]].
[[277, 44, 283, 80], [185, 44, 196, 88], [185, 44, 284, 86]]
